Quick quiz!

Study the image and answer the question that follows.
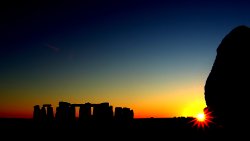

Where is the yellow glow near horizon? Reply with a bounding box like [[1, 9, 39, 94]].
[[181, 99, 206, 118]]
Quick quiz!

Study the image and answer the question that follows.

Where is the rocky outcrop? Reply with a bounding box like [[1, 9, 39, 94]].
[[204, 25, 250, 129]]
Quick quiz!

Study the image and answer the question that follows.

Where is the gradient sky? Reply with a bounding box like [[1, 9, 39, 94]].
[[1, 0, 250, 118]]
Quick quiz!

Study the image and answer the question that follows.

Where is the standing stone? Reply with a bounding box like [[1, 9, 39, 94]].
[[204, 25, 250, 129]]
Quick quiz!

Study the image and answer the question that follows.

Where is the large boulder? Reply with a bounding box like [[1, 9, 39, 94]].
[[204, 25, 250, 129]]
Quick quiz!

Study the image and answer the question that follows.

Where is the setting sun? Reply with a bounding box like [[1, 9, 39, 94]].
[[190, 107, 214, 129], [196, 113, 205, 122]]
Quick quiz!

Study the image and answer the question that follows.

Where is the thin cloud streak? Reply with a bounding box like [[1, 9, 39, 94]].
[[45, 44, 60, 52]]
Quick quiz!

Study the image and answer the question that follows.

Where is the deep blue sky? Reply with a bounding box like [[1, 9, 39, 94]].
[[1, 0, 250, 118]]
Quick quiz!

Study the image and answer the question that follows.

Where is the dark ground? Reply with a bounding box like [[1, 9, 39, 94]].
[[0, 117, 229, 140]]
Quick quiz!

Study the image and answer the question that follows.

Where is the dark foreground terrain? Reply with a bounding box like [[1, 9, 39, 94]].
[[0, 117, 228, 140]]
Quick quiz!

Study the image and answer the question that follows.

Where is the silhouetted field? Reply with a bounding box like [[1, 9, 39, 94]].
[[0, 117, 225, 140]]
